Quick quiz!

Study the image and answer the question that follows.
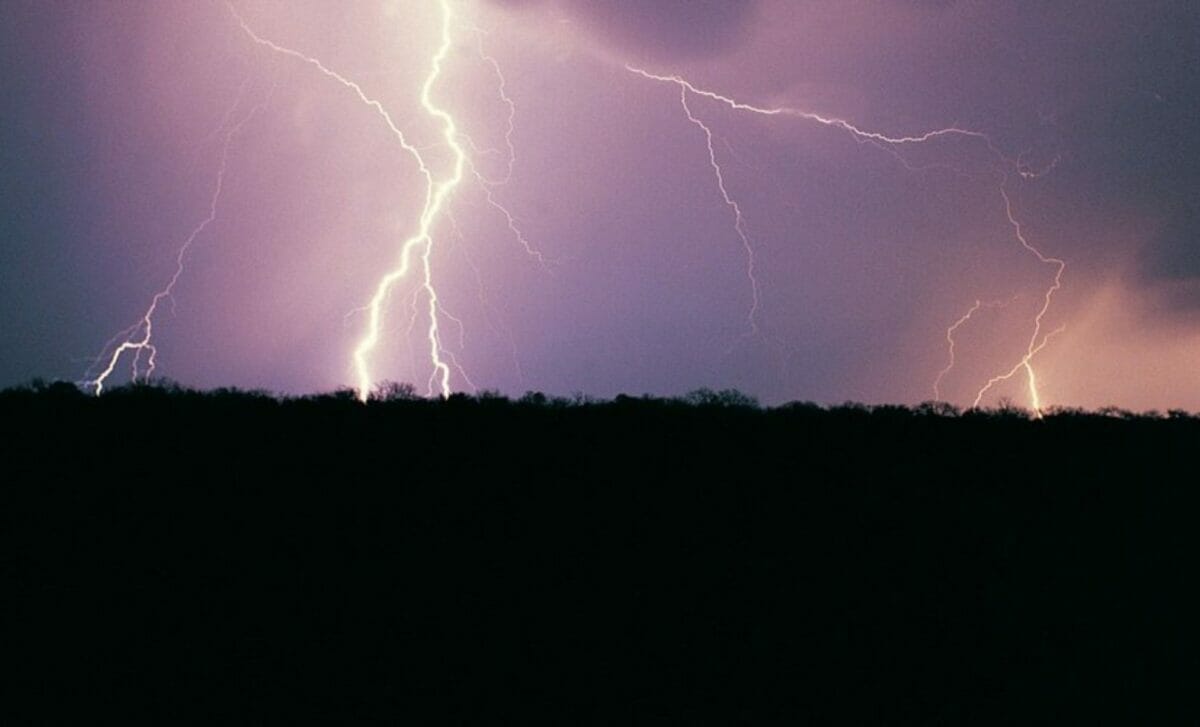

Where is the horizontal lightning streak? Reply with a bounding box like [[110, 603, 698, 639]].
[[627, 66, 995, 148]]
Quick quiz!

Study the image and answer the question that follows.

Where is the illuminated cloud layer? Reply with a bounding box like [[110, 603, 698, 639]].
[[1, 0, 1197, 410]]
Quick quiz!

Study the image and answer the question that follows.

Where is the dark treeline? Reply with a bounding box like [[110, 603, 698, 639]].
[[4, 380, 1198, 722]]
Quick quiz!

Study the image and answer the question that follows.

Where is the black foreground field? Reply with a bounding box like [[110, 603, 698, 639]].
[[3, 381, 1198, 723]]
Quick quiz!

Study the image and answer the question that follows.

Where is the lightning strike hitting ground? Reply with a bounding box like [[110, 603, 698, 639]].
[[971, 186, 1067, 414], [935, 300, 985, 402], [229, 1, 467, 401], [84, 4, 1072, 408], [972, 324, 1067, 414], [933, 296, 1017, 401], [351, 0, 465, 401], [83, 92, 264, 395], [627, 65, 1067, 411], [232, 1, 549, 401]]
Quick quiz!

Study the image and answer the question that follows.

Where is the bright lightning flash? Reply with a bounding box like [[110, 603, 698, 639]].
[[350, 0, 465, 401], [231, 1, 544, 401], [228, 2, 462, 401]]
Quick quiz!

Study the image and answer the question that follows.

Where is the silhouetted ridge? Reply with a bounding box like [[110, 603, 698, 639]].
[[3, 379, 1196, 722]]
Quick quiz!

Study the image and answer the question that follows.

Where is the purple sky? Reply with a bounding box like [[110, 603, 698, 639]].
[[2, 0, 1198, 409]]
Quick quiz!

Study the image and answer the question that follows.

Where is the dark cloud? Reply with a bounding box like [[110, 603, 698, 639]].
[[739, 0, 1200, 310], [1142, 199, 1200, 285], [487, 0, 760, 59]]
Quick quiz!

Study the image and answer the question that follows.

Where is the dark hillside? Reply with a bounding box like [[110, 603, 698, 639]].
[[3, 382, 1197, 723]]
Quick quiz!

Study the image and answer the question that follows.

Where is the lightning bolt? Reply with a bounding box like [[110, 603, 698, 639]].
[[971, 186, 1067, 415], [627, 67, 997, 148], [933, 296, 1017, 401], [351, 0, 464, 401], [462, 30, 551, 270], [228, 4, 435, 400], [83, 87, 266, 395], [233, 1, 543, 401], [676, 83, 763, 335], [934, 300, 985, 402], [469, 30, 517, 186], [229, 1, 465, 401], [92, 4, 1067, 408], [971, 324, 1067, 415], [627, 66, 1066, 411]]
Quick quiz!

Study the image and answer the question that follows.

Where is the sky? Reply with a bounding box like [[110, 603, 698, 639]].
[[1, 0, 1198, 410]]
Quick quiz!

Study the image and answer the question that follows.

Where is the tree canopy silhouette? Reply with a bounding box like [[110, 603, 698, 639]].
[[2, 379, 1196, 722]]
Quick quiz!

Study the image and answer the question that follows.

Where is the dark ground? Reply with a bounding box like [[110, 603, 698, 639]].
[[3, 381, 1197, 723]]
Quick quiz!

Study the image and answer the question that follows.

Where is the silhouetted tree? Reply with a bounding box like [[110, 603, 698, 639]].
[[916, 400, 959, 418], [519, 391, 549, 407], [683, 388, 759, 409], [370, 380, 420, 402]]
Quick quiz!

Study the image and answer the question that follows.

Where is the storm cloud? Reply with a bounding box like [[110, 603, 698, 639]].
[[485, 0, 760, 58], [2, 1, 1198, 409]]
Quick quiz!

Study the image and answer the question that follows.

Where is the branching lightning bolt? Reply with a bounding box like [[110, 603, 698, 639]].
[[351, 0, 464, 401], [229, 1, 467, 401], [971, 325, 1067, 414], [463, 30, 551, 270], [676, 83, 763, 335], [935, 300, 985, 403], [88, 4, 1070, 409], [232, 1, 547, 401], [933, 296, 1017, 401], [627, 65, 1067, 412], [627, 67, 996, 148], [970, 186, 1067, 415], [83, 90, 265, 395], [470, 30, 517, 186]]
